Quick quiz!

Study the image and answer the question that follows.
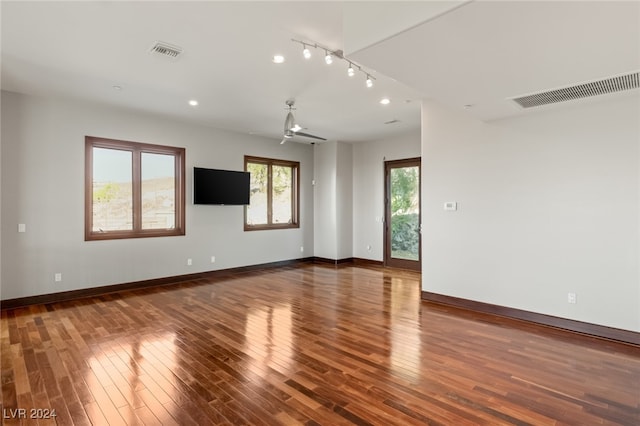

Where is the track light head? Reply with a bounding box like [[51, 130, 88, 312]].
[[347, 64, 355, 77], [302, 45, 311, 59], [324, 51, 333, 65], [366, 75, 373, 88]]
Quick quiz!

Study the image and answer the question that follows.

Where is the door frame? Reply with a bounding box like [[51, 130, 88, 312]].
[[384, 157, 422, 271]]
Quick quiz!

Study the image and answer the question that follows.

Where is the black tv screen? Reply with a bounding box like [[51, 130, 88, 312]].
[[193, 167, 250, 205]]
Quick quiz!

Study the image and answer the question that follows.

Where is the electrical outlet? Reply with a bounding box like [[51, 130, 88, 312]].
[[210, 256, 216, 263], [187, 258, 192, 266], [367, 245, 372, 251], [18, 224, 26, 233], [54, 273, 62, 282], [300, 246, 304, 253], [567, 292, 577, 304]]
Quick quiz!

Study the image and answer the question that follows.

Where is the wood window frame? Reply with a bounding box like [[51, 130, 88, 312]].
[[85, 136, 185, 241], [244, 155, 300, 231]]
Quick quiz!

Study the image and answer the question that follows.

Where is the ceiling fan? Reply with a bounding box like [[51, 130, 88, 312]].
[[280, 99, 327, 145]]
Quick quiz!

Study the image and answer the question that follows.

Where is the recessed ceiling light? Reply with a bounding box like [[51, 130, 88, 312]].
[[189, 100, 198, 106], [380, 98, 391, 105], [272, 55, 285, 64]]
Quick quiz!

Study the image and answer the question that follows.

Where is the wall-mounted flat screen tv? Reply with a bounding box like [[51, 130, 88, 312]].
[[193, 167, 250, 205]]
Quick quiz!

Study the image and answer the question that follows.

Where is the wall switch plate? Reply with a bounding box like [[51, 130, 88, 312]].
[[210, 256, 216, 263], [54, 273, 62, 282], [187, 258, 192, 266], [568, 292, 577, 304], [300, 246, 304, 253], [18, 224, 26, 233], [444, 202, 458, 211]]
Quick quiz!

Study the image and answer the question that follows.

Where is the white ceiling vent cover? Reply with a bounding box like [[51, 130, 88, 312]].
[[148, 41, 183, 60], [512, 71, 639, 108]]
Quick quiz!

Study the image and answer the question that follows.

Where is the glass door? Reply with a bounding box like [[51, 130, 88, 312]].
[[384, 158, 421, 271]]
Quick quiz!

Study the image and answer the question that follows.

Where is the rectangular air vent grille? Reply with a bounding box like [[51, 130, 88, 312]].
[[149, 41, 183, 59], [513, 71, 639, 108]]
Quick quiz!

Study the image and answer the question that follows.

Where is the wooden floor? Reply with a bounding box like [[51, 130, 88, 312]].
[[1, 264, 639, 425]]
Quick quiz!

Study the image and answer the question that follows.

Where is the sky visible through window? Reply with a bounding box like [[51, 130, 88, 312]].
[[93, 148, 173, 182]]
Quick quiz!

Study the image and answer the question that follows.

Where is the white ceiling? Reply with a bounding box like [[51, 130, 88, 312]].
[[351, 0, 640, 121], [2, 1, 639, 143]]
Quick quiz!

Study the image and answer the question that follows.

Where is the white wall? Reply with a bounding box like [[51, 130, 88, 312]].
[[1, 91, 314, 300], [336, 142, 353, 260], [313, 141, 337, 259], [0, 91, 3, 301], [352, 130, 421, 261], [313, 140, 355, 261], [422, 96, 640, 332]]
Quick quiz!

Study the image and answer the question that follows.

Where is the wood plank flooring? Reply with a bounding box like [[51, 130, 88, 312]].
[[1, 264, 639, 425]]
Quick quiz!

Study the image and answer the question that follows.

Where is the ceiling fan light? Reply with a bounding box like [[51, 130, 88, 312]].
[[291, 124, 302, 132]]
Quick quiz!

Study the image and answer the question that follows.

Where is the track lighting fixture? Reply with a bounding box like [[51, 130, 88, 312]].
[[291, 38, 376, 88]]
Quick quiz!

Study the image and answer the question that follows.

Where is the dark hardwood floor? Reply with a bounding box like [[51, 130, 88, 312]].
[[1, 264, 639, 425]]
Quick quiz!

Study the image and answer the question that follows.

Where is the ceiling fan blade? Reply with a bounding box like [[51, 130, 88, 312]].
[[284, 111, 295, 134], [280, 138, 287, 145], [294, 131, 326, 141]]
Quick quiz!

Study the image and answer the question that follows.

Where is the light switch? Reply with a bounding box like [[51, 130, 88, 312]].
[[444, 202, 457, 211], [18, 224, 26, 233]]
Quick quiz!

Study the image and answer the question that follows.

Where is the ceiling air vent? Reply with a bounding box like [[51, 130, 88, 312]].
[[512, 71, 639, 108], [148, 41, 183, 60]]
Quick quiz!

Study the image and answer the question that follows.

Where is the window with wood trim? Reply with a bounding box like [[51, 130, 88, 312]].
[[85, 136, 185, 241], [245, 156, 300, 230]]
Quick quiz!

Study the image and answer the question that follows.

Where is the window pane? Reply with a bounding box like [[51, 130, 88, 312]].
[[92, 147, 133, 232], [247, 162, 268, 225], [390, 166, 420, 261], [141, 152, 175, 230], [272, 165, 292, 224]]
